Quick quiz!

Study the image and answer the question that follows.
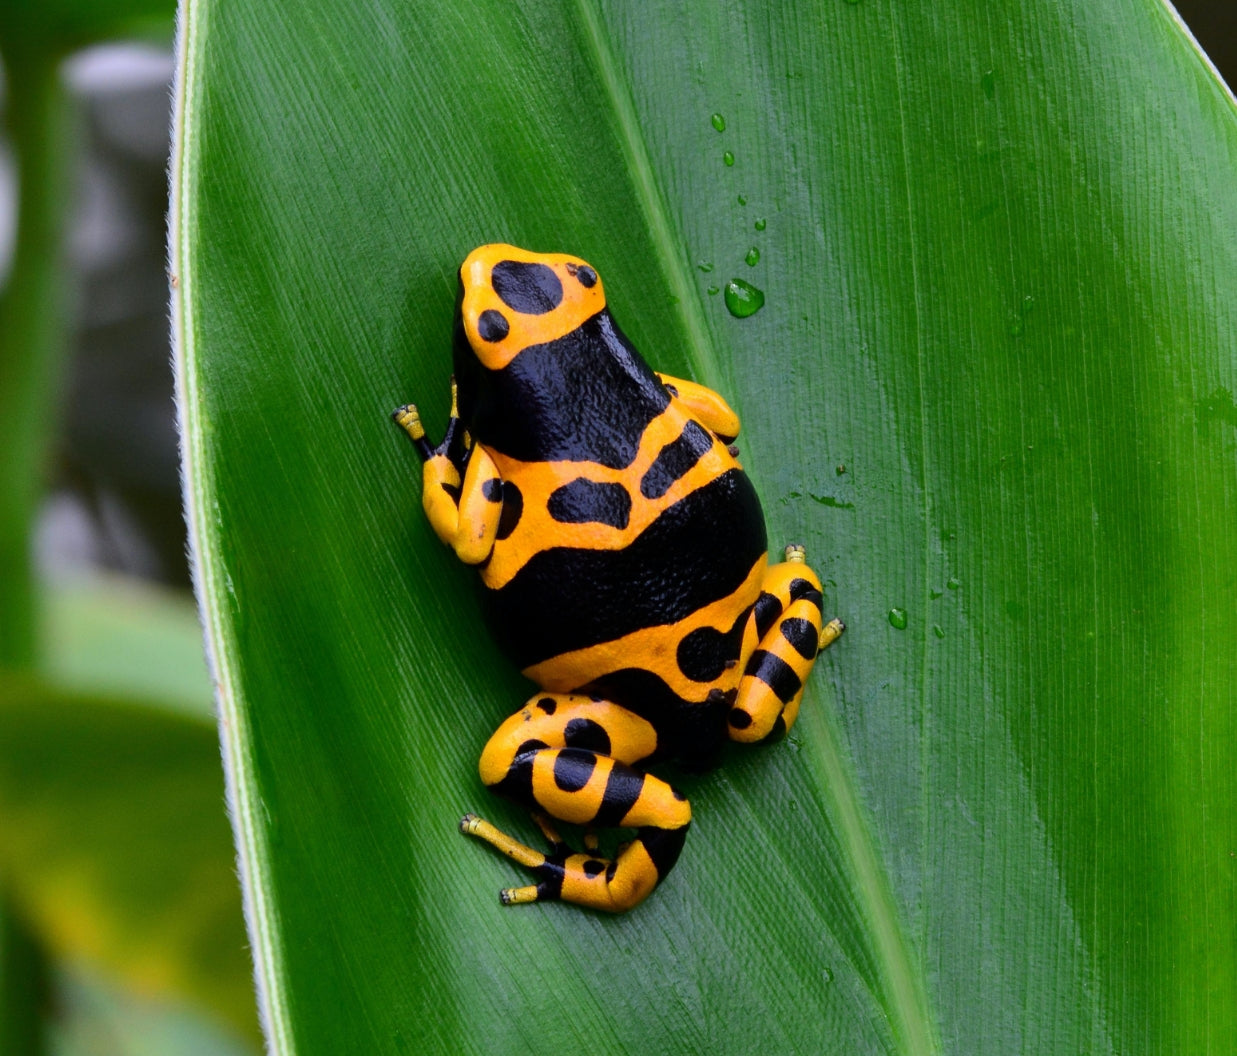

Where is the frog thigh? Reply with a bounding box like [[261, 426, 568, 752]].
[[464, 693, 690, 912], [728, 546, 844, 743], [394, 383, 503, 565], [655, 372, 741, 442], [422, 443, 503, 565]]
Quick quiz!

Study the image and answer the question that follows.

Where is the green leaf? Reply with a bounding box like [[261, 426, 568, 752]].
[[0, 677, 259, 1046], [173, 0, 1237, 1052]]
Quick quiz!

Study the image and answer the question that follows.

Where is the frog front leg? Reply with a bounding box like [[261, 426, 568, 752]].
[[656, 372, 741, 443], [461, 694, 691, 912], [728, 545, 845, 743], [392, 381, 502, 565]]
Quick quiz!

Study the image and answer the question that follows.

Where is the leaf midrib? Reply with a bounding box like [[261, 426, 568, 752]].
[[576, 2, 941, 1052], [570, 0, 720, 388]]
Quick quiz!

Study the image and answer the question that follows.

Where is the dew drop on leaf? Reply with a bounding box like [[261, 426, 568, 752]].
[[724, 278, 765, 317]]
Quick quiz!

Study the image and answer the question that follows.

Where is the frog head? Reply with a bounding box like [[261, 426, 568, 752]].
[[451, 244, 665, 463], [454, 244, 607, 374]]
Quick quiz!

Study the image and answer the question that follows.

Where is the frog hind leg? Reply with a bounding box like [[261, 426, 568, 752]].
[[462, 693, 691, 912], [728, 545, 844, 743]]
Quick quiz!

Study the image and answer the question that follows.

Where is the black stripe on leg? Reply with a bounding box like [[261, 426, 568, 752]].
[[780, 617, 818, 660], [489, 739, 548, 803], [534, 861, 565, 902], [552, 748, 597, 793], [745, 649, 803, 703], [753, 591, 782, 639], [788, 579, 823, 610], [640, 822, 690, 880], [592, 764, 646, 827]]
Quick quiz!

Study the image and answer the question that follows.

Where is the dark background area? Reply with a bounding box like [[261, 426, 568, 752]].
[[1174, 0, 1235, 87]]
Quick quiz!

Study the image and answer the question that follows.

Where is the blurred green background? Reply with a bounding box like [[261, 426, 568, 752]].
[[0, 2, 1232, 1053], [0, 4, 258, 1054]]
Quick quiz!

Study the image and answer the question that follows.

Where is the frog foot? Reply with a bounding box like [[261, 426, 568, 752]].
[[392, 377, 465, 466], [391, 404, 434, 460], [459, 811, 596, 906], [459, 811, 684, 912]]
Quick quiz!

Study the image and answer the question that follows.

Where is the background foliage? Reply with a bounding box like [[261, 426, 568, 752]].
[[0, 2, 256, 1053]]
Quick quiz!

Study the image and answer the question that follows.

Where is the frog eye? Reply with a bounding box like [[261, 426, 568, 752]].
[[565, 262, 597, 288], [477, 309, 509, 342], [491, 259, 563, 315]]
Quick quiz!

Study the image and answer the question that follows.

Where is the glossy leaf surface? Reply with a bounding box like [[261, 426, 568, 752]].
[[174, 0, 1237, 1052]]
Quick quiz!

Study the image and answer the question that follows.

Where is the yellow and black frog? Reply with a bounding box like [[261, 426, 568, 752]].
[[393, 244, 843, 912]]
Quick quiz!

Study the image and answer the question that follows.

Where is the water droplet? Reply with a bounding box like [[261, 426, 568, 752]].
[[723, 150, 735, 167], [947, 577, 961, 590], [836, 464, 846, 475], [929, 588, 943, 600], [744, 246, 760, 266], [888, 607, 908, 629], [737, 195, 747, 206], [755, 217, 767, 231], [822, 966, 834, 983], [724, 278, 765, 317], [707, 284, 720, 296], [981, 69, 996, 100], [697, 261, 714, 273], [933, 624, 945, 639], [711, 112, 726, 132]]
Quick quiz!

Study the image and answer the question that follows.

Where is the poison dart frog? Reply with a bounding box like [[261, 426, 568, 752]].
[[392, 244, 843, 912]]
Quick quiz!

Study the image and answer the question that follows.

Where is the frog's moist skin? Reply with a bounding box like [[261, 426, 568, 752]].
[[393, 243, 844, 912]]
